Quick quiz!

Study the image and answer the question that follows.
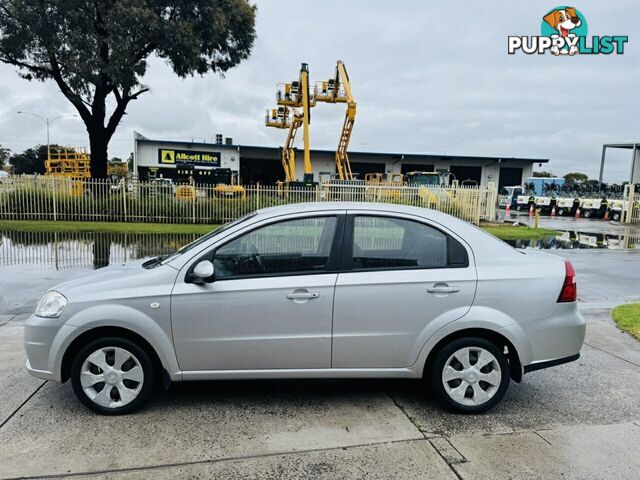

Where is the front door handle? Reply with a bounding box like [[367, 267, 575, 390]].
[[287, 290, 320, 300], [427, 284, 460, 294]]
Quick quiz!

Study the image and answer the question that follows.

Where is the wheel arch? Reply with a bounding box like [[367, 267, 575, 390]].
[[60, 326, 164, 383], [422, 328, 523, 383]]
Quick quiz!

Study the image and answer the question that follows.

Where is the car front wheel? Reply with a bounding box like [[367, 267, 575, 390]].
[[70, 337, 155, 415], [430, 337, 510, 414]]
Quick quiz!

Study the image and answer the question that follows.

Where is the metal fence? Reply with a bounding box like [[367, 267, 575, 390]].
[[0, 176, 497, 225], [623, 183, 640, 224]]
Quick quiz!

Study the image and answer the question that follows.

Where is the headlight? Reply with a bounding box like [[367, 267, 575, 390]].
[[34, 291, 67, 318]]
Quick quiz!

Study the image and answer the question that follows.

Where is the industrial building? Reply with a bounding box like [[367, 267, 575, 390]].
[[132, 131, 548, 190]]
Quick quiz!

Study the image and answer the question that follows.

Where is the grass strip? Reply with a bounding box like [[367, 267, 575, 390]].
[[481, 225, 558, 241], [611, 303, 640, 341], [0, 220, 217, 234]]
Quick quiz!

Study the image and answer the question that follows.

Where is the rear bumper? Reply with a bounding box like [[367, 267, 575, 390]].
[[521, 302, 586, 368], [524, 353, 580, 373]]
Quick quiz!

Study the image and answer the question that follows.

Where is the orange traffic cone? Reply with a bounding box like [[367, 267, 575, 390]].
[[603, 209, 609, 221], [551, 205, 556, 217], [575, 208, 581, 219], [505, 204, 511, 216], [529, 204, 534, 217]]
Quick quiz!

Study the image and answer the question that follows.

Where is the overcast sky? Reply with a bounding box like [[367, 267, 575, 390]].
[[0, 1, 638, 181]]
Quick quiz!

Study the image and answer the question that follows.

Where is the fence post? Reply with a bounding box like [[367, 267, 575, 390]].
[[192, 188, 196, 223], [52, 178, 58, 222], [122, 181, 127, 222], [256, 183, 261, 210]]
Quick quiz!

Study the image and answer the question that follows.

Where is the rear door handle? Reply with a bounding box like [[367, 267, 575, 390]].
[[427, 284, 460, 294], [287, 291, 320, 300]]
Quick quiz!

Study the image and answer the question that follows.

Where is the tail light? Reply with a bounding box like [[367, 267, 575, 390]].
[[557, 260, 577, 303]]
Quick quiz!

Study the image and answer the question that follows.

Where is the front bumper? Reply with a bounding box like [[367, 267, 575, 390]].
[[25, 358, 58, 381], [24, 314, 77, 383]]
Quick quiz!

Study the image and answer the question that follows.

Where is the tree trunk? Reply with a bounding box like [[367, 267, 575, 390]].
[[88, 126, 109, 179]]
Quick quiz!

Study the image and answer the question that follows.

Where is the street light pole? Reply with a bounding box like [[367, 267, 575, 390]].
[[16, 111, 78, 157]]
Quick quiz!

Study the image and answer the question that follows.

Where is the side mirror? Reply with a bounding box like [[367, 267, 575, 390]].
[[189, 260, 215, 284]]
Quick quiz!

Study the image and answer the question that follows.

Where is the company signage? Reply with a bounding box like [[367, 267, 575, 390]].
[[158, 149, 221, 167], [508, 6, 628, 56]]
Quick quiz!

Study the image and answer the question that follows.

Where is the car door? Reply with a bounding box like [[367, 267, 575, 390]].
[[332, 212, 477, 368], [171, 213, 344, 372]]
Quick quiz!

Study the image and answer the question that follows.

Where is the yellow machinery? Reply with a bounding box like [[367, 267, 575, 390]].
[[364, 173, 404, 199], [405, 171, 453, 205], [175, 184, 196, 200], [315, 60, 356, 181], [265, 106, 299, 182], [266, 63, 315, 186], [45, 147, 91, 196], [45, 147, 91, 178], [365, 173, 403, 185], [214, 171, 246, 198]]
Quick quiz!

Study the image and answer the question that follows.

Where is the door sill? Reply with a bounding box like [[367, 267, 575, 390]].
[[180, 367, 418, 381]]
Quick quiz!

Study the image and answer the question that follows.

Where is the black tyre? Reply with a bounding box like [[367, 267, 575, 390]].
[[429, 337, 510, 414], [71, 337, 155, 415]]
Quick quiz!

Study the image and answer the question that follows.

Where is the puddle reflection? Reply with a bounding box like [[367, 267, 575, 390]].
[[0, 231, 199, 270], [506, 231, 640, 250]]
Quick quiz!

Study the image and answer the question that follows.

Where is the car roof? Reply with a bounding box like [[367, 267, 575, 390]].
[[255, 201, 455, 223]]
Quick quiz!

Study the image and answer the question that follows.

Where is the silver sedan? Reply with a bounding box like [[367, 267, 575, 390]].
[[24, 202, 585, 414]]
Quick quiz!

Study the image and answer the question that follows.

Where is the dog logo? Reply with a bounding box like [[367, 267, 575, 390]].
[[541, 7, 587, 55], [508, 6, 627, 55]]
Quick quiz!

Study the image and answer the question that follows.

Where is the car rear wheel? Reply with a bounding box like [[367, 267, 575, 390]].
[[71, 337, 155, 415], [430, 337, 510, 414]]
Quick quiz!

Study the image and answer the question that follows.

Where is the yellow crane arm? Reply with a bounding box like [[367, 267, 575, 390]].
[[336, 105, 355, 181], [282, 112, 303, 182], [300, 64, 313, 178], [335, 62, 356, 180], [315, 61, 356, 181]]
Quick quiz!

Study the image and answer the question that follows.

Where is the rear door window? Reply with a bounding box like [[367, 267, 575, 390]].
[[348, 215, 467, 270]]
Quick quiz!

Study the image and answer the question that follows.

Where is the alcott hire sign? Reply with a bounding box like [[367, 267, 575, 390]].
[[159, 149, 221, 166]]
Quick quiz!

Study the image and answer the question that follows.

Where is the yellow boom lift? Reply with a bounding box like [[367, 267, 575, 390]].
[[265, 63, 315, 186], [315, 60, 356, 181], [265, 106, 299, 182]]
